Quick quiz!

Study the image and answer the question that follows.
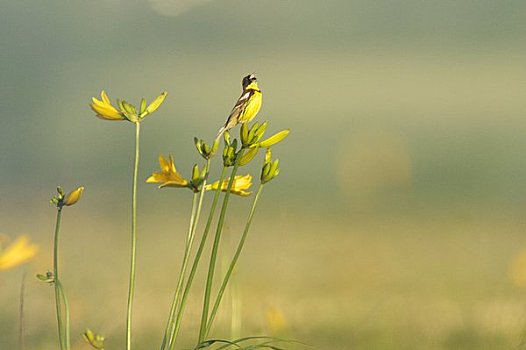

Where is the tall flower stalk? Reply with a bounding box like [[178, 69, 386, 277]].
[[90, 90, 167, 350], [47, 186, 85, 350], [205, 183, 264, 336], [197, 125, 288, 342], [198, 151, 243, 343], [166, 165, 227, 350], [126, 121, 140, 350], [146, 150, 214, 350]]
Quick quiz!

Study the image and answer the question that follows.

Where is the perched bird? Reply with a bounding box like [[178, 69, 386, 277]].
[[216, 74, 262, 139]]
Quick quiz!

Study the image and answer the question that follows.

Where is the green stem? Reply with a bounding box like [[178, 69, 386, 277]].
[[57, 280, 71, 350], [198, 152, 244, 343], [167, 166, 228, 350], [161, 191, 199, 350], [206, 184, 264, 336], [126, 121, 141, 350], [19, 269, 27, 350], [53, 208, 65, 350], [164, 161, 210, 350]]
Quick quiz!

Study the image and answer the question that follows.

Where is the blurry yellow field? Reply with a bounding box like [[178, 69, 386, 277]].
[[2, 206, 526, 350]]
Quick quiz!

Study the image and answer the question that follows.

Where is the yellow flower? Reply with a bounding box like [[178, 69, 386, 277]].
[[205, 174, 252, 196], [0, 235, 38, 271], [63, 186, 84, 206], [90, 90, 126, 121], [146, 154, 190, 188], [265, 305, 288, 334]]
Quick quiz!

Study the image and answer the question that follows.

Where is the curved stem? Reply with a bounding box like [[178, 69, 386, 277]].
[[206, 184, 264, 336], [198, 152, 244, 343], [126, 121, 141, 350], [53, 208, 65, 350], [167, 166, 227, 350]]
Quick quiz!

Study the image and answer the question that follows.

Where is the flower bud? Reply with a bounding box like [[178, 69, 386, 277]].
[[239, 146, 260, 166], [83, 328, 105, 350], [142, 91, 168, 118], [63, 187, 85, 206], [260, 149, 281, 184], [259, 129, 290, 148], [36, 271, 54, 284]]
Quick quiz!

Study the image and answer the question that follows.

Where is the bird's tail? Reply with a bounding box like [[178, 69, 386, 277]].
[[216, 126, 227, 141]]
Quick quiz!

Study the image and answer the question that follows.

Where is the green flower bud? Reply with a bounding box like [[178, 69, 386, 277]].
[[224, 131, 232, 146], [139, 98, 147, 115], [117, 99, 139, 123], [142, 91, 168, 118], [247, 122, 259, 145], [260, 149, 281, 184], [241, 122, 250, 146], [259, 129, 290, 148], [239, 146, 260, 166], [253, 121, 268, 143], [36, 271, 54, 284], [223, 141, 238, 167], [83, 328, 105, 350], [194, 137, 219, 160]]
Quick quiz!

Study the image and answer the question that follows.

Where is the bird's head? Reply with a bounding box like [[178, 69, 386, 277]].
[[242, 74, 258, 90]]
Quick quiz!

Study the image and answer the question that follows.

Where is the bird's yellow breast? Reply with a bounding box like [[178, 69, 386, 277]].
[[240, 89, 262, 123]]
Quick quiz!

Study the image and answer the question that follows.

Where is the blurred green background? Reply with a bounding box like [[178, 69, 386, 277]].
[[1, 0, 526, 349]]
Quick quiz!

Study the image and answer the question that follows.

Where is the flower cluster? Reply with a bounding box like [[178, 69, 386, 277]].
[[50, 186, 85, 209], [91, 90, 167, 123]]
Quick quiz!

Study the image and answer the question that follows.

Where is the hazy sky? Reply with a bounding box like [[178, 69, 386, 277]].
[[1, 0, 526, 217]]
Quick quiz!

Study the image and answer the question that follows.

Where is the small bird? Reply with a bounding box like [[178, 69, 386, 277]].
[[216, 74, 262, 139]]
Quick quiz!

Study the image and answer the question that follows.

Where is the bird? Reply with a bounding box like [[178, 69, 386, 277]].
[[216, 74, 262, 139]]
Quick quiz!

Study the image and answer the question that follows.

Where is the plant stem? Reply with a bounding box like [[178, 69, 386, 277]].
[[53, 208, 65, 350], [205, 184, 264, 336], [126, 121, 141, 350], [57, 280, 71, 350], [198, 152, 243, 343], [167, 166, 227, 350], [19, 269, 27, 350], [160, 192, 199, 350]]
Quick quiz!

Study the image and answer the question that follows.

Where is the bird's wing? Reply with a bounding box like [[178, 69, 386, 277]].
[[224, 90, 253, 127]]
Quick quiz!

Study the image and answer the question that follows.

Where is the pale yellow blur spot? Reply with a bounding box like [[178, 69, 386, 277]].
[[0, 235, 38, 271], [509, 248, 526, 287], [265, 305, 287, 335]]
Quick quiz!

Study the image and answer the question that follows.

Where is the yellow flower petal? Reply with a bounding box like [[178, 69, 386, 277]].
[[90, 91, 125, 121], [101, 90, 111, 105], [146, 154, 189, 188], [205, 175, 252, 196]]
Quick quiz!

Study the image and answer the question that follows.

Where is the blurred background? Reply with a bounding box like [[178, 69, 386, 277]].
[[1, 0, 526, 349]]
